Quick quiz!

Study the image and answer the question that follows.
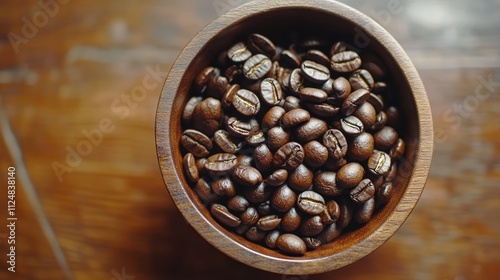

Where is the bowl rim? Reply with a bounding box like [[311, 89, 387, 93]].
[[156, 0, 433, 274]]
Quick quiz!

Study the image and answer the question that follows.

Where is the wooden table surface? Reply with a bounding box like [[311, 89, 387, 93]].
[[0, 0, 499, 279]]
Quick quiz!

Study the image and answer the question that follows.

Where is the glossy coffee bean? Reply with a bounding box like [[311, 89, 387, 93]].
[[192, 97, 223, 137], [211, 203, 241, 227], [281, 207, 302, 232], [283, 95, 302, 111], [384, 162, 398, 182], [257, 200, 272, 216], [195, 158, 207, 177], [305, 49, 330, 67], [349, 69, 374, 91], [339, 115, 364, 136], [235, 224, 250, 236], [194, 66, 218, 93], [232, 165, 263, 188], [214, 130, 242, 154], [226, 117, 255, 138], [272, 142, 305, 170], [253, 144, 273, 175], [221, 84, 239, 109], [385, 106, 401, 128], [212, 176, 237, 197], [265, 168, 289, 187], [227, 41, 252, 63], [241, 207, 260, 226], [282, 108, 311, 128], [271, 184, 297, 213], [245, 226, 267, 242], [361, 52, 387, 80], [303, 140, 329, 168], [265, 230, 281, 248], [346, 132, 374, 161], [276, 233, 307, 255], [182, 96, 202, 124], [236, 154, 253, 166], [224, 64, 243, 83], [330, 51, 361, 73], [205, 153, 238, 175], [262, 106, 285, 131], [183, 153, 199, 183], [181, 129, 212, 158], [342, 88, 370, 116], [376, 182, 393, 208], [301, 60, 330, 83], [367, 93, 384, 113], [337, 197, 354, 230], [389, 138, 406, 159], [318, 222, 341, 244], [330, 41, 348, 56], [244, 182, 271, 203], [227, 195, 249, 213], [304, 102, 340, 117], [245, 130, 266, 146], [303, 237, 322, 251], [289, 68, 304, 94], [295, 118, 328, 143], [205, 74, 229, 99], [247, 33, 276, 58], [257, 215, 281, 231], [371, 111, 388, 131], [193, 178, 219, 203], [297, 191, 326, 215], [280, 50, 302, 68], [323, 129, 348, 160], [353, 102, 377, 128], [313, 171, 342, 197], [260, 77, 283, 106], [299, 87, 328, 103], [288, 164, 313, 191], [320, 200, 341, 224], [300, 215, 324, 236], [374, 126, 399, 151], [243, 54, 272, 80], [372, 81, 388, 94], [350, 178, 375, 204], [354, 197, 375, 224], [367, 151, 391, 176], [232, 89, 261, 117], [336, 162, 365, 189], [267, 126, 291, 151], [331, 77, 352, 100], [323, 157, 347, 171]]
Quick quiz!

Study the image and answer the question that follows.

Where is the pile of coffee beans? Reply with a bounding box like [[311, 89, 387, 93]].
[[180, 32, 405, 256]]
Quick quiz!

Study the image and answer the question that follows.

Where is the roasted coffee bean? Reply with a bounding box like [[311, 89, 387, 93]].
[[354, 197, 375, 224], [241, 78, 262, 92], [376, 182, 393, 208], [267, 61, 281, 79], [232, 89, 261, 116], [350, 178, 375, 204], [301, 60, 330, 83], [337, 197, 354, 230], [281, 207, 302, 232], [182, 96, 203, 124], [241, 206, 260, 226], [214, 129, 242, 154], [277, 68, 292, 92], [232, 165, 263, 188], [267, 126, 291, 151], [211, 203, 241, 227], [193, 178, 220, 203], [320, 200, 341, 224], [257, 200, 272, 216], [183, 153, 199, 183], [331, 77, 352, 100], [371, 111, 388, 131], [247, 33, 276, 58], [323, 129, 348, 160], [330, 41, 348, 56], [342, 88, 370, 116], [367, 172, 384, 190], [192, 97, 223, 137], [288, 164, 313, 191], [227, 195, 249, 212], [297, 191, 326, 215], [289, 68, 304, 94], [367, 151, 391, 176], [321, 78, 335, 95], [299, 87, 328, 103], [212, 176, 237, 197], [353, 102, 377, 128], [280, 50, 302, 68], [389, 138, 406, 159], [245, 226, 267, 242], [306, 49, 330, 67], [205, 153, 238, 175], [318, 222, 341, 244], [271, 184, 297, 213], [244, 54, 272, 80], [349, 69, 374, 91], [195, 158, 207, 177], [313, 171, 342, 197], [222, 84, 239, 109], [236, 154, 253, 166], [226, 117, 254, 138], [194, 66, 219, 93], [330, 51, 361, 73], [304, 102, 340, 117], [361, 52, 387, 80], [262, 106, 286, 131], [384, 162, 398, 182], [346, 132, 374, 161], [235, 224, 250, 236], [367, 93, 384, 113], [372, 81, 388, 94], [272, 142, 305, 170], [295, 118, 328, 143], [283, 95, 302, 111], [260, 77, 283, 106], [276, 233, 307, 255], [224, 64, 243, 83], [181, 129, 212, 158], [339, 115, 364, 136], [282, 108, 311, 128], [265, 230, 281, 248], [245, 130, 266, 146], [302, 237, 322, 251], [386, 106, 401, 128], [205, 74, 229, 99], [257, 215, 282, 231], [228, 41, 252, 63], [253, 144, 273, 175], [300, 215, 324, 236], [336, 162, 365, 189], [303, 140, 329, 168], [265, 169, 289, 187], [244, 182, 271, 203], [374, 126, 399, 151], [324, 157, 347, 171]]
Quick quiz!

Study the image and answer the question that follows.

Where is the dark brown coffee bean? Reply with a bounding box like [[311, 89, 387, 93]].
[[224, 64, 243, 83], [280, 50, 302, 68], [214, 130, 242, 154], [300, 215, 324, 236], [193, 178, 220, 203], [303, 140, 328, 168], [245, 226, 267, 242], [340, 115, 364, 136], [262, 106, 285, 131], [301, 60, 330, 83], [211, 203, 241, 227], [245, 130, 266, 146], [271, 184, 297, 213], [183, 153, 199, 183], [337, 197, 354, 230], [194, 66, 218, 93], [361, 52, 387, 80], [330, 41, 348, 56], [192, 97, 223, 137], [281, 207, 301, 232], [227, 195, 249, 213], [277, 67, 292, 92], [297, 190, 326, 215], [371, 111, 388, 131], [227, 41, 252, 63], [324, 157, 347, 171], [232, 89, 261, 116], [243, 54, 272, 80], [367, 172, 384, 190], [265, 230, 281, 248], [221, 84, 239, 109], [234, 225, 250, 236], [299, 87, 328, 103], [257, 200, 272, 216], [336, 162, 365, 189], [210, 177, 235, 198], [346, 132, 374, 161], [247, 33, 276, 58], [349, 69, 374, 91], [386, 106, 401, 128], [282, 108, 311, 128], [376, 182, 393, 208], [181, 129, 212, 158], [254, 144, 273, 175], [265, 169, 289, 187], [205, 74, 229, 99], [236, 154, 253, 166], [295, 118, 328, 143], [367, 151, 391, 176], [226, 117, 253, 138], [342, 88, 370, 116], [306, 49, 330, 67], [257, 215, 282, 231], [350, 178, 375, 204], [331, 77, 352, 100], [320, 200, 341, 224], [260, 77, 283, 106], [283, 95, 302, 111], [182, 96, 203, 124], [232, 165, 263, 188], [367, 93, 384, 113], [276, 233, 307, 255], [318, 222, 341, 244], [313, 171, 342, 197], [267, 126, 291, 152], [272, 142, 305, 170], [195, 158, 207, 177], [353, 102, 377, 128], [330, 51, 361, 73], [323, 129, 348, 160], [266, 61, 281, 79], [374, 126, 399, 151], [241, 206, 259, 226], [321, 78, 335, 95], [389, 138, 406, 159], [289, 68, 304, 94], [288, 164, 313, 191], [302, 237, 321, 250], [372, 81, 388, 94], [205, 153, 238, 175], [304, 102, 340, 117], [354, 197, 375, 224], [384, 162, 398, 182], [244, 182, 271, 203]]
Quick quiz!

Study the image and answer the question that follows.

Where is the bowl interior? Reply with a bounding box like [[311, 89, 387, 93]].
[[157, 0, 430, 274]]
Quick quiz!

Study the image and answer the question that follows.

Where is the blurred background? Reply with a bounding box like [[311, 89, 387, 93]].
[[0, 0, 499, 279]]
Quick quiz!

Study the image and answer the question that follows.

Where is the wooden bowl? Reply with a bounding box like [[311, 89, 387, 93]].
[[156, 0, 433, 275]]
